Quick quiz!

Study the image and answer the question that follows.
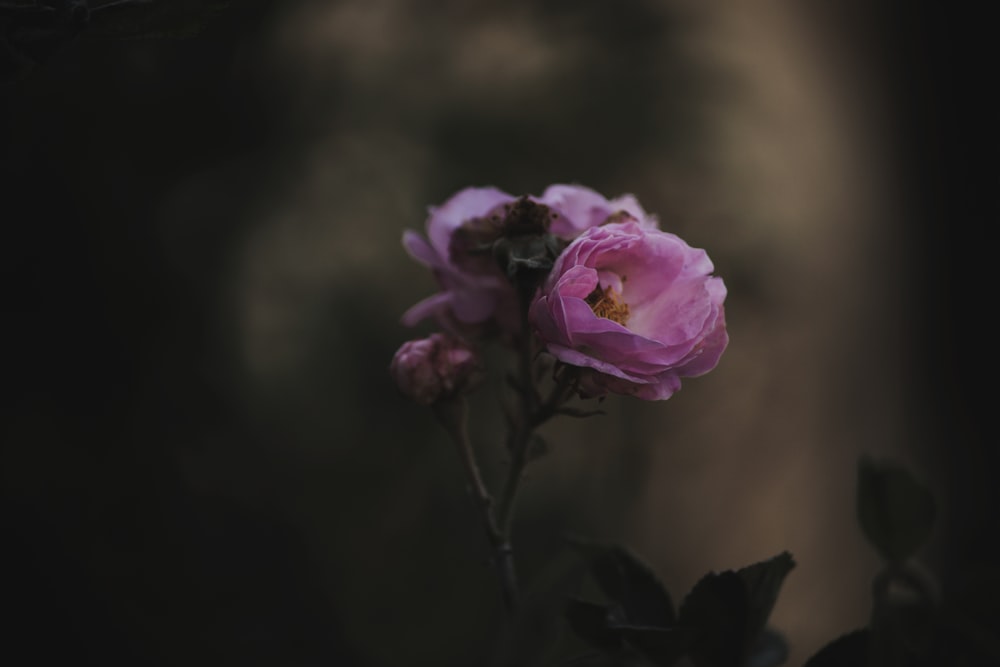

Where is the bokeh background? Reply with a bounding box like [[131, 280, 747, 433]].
[[3, 1, 995, 666]]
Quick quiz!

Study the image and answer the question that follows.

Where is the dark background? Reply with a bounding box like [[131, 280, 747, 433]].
[[2, 1, 995, 665]]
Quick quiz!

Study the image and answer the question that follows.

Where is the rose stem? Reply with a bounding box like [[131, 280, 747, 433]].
[[496, 298, 576, 543], [434, 398, 519, 616], [496, 366, 575, 536]]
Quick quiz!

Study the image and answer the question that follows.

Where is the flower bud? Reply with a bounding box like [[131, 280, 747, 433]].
[[390, 333, 483, 405]]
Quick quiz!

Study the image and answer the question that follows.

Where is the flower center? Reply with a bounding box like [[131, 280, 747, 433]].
[[586, 284, 630, 325]]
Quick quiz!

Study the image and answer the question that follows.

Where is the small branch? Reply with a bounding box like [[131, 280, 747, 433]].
[[496, 302, 540, 537], [496, 310, 578, 537], [433, 294, 579, 619], [497, 419, 532, 538], [435, 399, 519, 615], [497, 373, 576, 532]]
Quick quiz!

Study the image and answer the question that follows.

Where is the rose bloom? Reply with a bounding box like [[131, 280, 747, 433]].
[[390, 333, 482, 406], [529, 219, 728, 400], [534, 183, 659, 239], [401, 185, 656, 331], [402, 187, 517, 329]]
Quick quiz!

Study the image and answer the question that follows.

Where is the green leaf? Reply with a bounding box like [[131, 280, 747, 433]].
[[589, 546, 675, 628], [857, 456, 937, 564], [678, 570, 749, 667], [737, 552, 796, 643], [803, 629, 870, 667]]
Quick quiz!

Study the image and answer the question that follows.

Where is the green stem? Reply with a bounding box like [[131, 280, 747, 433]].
[[435, 399, 519, 615], [497, 348, 577, 539], [441, 291, 578, 617], [496, 300, 540, 538]]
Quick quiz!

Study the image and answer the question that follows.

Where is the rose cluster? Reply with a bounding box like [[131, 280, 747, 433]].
[[391, 184, 728, 403]]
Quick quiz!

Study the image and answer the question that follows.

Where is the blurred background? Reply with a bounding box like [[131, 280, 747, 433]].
[[2, 1, 995, 665]]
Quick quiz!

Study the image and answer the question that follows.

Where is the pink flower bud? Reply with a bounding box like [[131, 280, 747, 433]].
[[390, 333, 483, 405]]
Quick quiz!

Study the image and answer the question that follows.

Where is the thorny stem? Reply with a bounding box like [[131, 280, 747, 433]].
[[497, 296, 577, 542], [496, 360, 575, 537], [434, 398, 519, 616], [436, 294, 576, 619]]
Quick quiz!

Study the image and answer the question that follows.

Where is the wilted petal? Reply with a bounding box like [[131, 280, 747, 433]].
[[427, 187, 516, 258], [400, 186, 516, 330], [608, 193, 658, 230]]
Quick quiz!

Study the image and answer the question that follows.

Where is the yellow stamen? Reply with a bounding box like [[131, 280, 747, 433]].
[[586, 284, 630, 325]]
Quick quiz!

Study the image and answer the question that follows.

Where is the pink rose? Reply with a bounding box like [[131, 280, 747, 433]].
[[390, 333, 483, 406], [402, 187, 518, 329], [529, 220, 728, 400], [535, 184, 659, 239], [401, 185, 658, 332]]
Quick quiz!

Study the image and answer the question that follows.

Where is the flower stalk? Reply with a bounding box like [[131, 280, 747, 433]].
[[393, 182, 729, 622], [497, 314, 576, 537], [434, 398, 519, 615]]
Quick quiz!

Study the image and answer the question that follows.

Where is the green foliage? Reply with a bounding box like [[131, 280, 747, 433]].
[[491, 549, 591, 667], [678, 570, 750, 667], [736, 552, 796, 645], [565, 544, 795, 667], [591, 546, 676, 628], [806, 455, 1000, 666], [806, 455, 940, 666]]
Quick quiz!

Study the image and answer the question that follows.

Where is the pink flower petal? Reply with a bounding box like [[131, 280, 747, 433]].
[[529, 215, 728, 401]]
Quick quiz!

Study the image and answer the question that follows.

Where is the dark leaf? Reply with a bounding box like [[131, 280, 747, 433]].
[[745, 628, 789, 667], [565, 599, 624, 652], [678, 570, 749, 667], [495, 233, 561, 296], [737, 552, 796, 642], [857, 456, 936, 565], [803, 629, 870, 667], [616, 624, 693, 667], [493, 550, 590, 667], [589, 546, 675, 628]]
